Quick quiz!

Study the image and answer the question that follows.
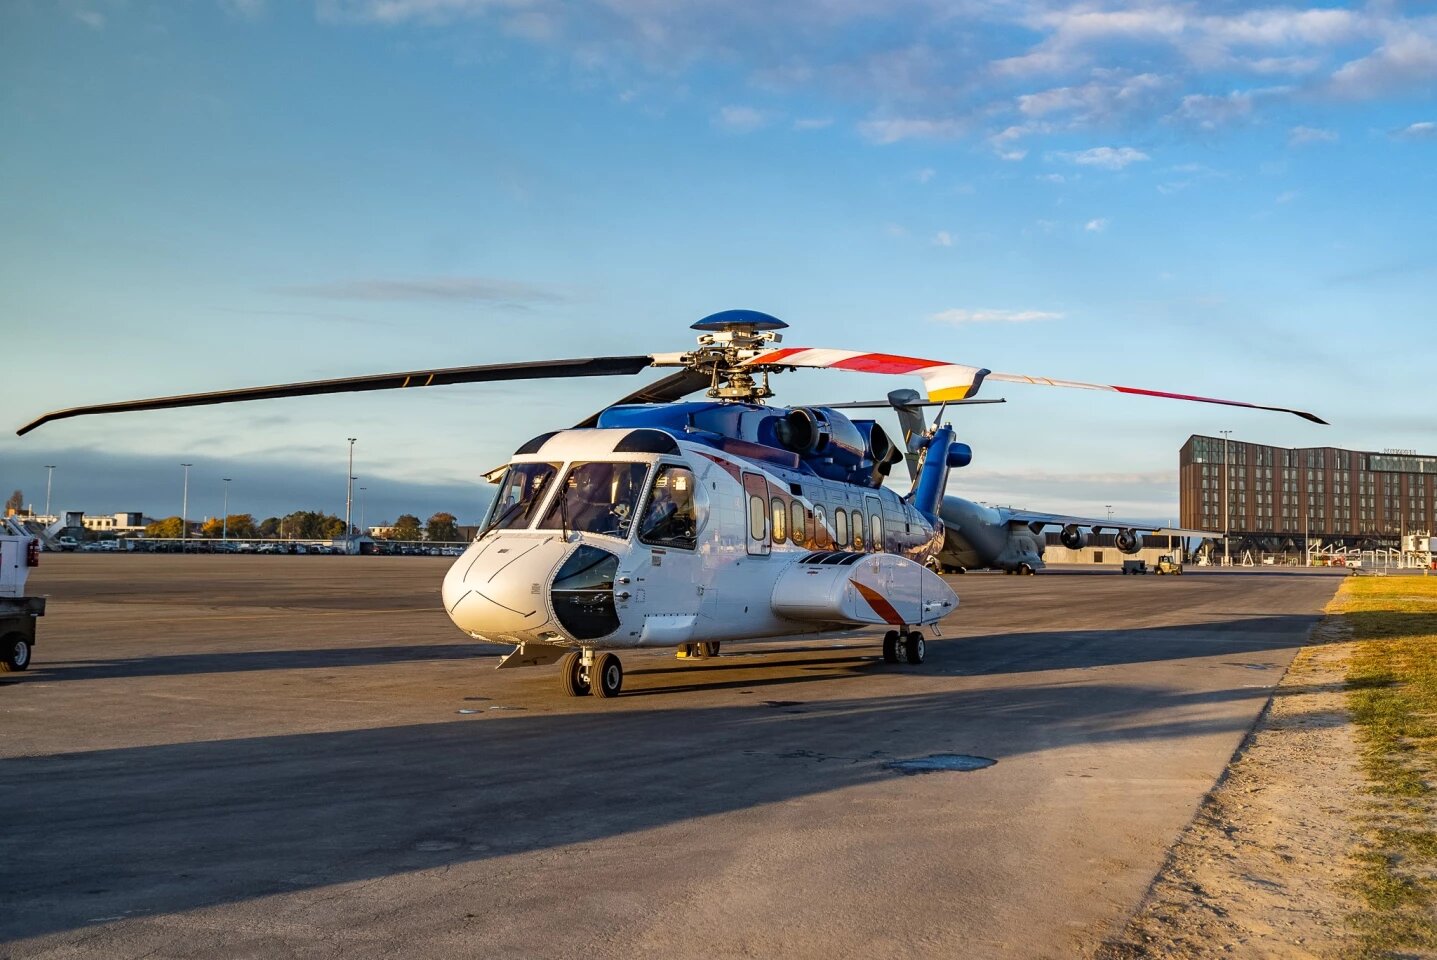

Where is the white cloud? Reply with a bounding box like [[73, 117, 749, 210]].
[[1056, 146, 1150, 170], [1084, 218, 1109, 232], [931, 230, 953, 247], [1392, 120, 1437, 140], [914, 167, 936, 184], [1169, 90, 1260, 131], [1330, 32, 1437, 99], [1288, 124, 1337, 146], [858, 117, 964, 144], [792, 117, 833, 131], [713, 105, 768, 133], [1275, 190, 1298, 204], [929, 308, 1062, 325], [275, 276, 568, 304], [71, 7, 104, 28]]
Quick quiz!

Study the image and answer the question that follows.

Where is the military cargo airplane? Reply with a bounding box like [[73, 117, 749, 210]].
[[878, 390, 1210, 575], [17, 310, 1323, 698]]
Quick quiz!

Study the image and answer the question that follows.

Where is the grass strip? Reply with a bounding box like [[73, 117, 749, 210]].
[[1330, 575, 1437, 958]]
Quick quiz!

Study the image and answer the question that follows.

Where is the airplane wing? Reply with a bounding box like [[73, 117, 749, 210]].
[[1000, 509, 1214, 537]]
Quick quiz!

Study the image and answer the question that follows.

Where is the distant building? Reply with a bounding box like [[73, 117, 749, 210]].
[[1180, 435, 1436, 548], [81, 512, 148, 535]]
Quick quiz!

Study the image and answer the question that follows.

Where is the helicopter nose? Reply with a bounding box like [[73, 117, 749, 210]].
[[442, 535, 571, 641]]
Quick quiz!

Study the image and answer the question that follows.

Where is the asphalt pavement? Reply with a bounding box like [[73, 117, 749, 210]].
[[0, 556, 1345, 959]]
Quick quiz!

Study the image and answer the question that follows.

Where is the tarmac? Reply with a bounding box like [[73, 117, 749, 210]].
[[0, 556, 1345, 959]]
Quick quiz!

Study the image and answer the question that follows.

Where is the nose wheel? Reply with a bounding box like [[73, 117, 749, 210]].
[[560, 649, 624, 698]]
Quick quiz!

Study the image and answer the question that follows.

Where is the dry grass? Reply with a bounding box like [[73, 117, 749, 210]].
[[1330, 575, 1437, 958]]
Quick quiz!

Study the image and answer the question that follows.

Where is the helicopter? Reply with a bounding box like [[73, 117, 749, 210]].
[[17, 309, 1324, 698]]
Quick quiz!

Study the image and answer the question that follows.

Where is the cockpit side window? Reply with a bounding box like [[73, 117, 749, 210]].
[[540, 462, 650, 539], [486, 462, 559, 531], [639, 465, 698, 550]]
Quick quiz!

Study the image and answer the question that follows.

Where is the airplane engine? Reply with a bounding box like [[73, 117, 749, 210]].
[[1060, 524, 1088, 550], [1115, 529, 1142, 554]]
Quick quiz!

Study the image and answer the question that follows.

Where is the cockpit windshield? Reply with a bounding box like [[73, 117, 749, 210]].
[[485, 462, 559, 532], [539, 462, 649, 539]]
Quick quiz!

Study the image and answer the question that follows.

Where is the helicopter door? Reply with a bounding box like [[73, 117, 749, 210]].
[[865, 495, 885, 552], [742, 473, 771, 556]]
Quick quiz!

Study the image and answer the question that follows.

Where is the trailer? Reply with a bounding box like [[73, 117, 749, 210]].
[[1, 534, 45, 672]]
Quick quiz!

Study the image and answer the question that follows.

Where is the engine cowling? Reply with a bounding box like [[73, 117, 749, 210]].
[[1115, 529, 1142, 555], [1060, 524, 1088, 550]]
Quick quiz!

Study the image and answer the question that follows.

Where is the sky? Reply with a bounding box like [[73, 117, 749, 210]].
[[1, 0, 1434, 528]]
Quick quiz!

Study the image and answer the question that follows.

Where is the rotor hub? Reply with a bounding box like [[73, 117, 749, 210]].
[[683, 310, 788, 402]]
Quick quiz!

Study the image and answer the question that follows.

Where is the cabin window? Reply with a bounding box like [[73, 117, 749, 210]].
[[871, 512, 884, 551], [539, 461, 649, 539], [852, 510, 866, 551], [771, 497, 787, 543], [834, 507, 849, 547], [814, 506, 831, 548], [791, 501, 807, 547], [638, 465, 698, 551], [487, 462, 560, 531], [748, 495, 766, 541]]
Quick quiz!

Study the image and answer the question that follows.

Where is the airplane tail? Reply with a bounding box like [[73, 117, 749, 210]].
[[887, 389, 930, 488]]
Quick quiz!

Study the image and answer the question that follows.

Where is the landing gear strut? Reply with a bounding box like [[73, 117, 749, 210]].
[[561, 649, 624, 698]]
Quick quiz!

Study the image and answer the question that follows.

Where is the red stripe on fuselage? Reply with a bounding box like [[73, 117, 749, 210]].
[[851, 579, 905, 625]]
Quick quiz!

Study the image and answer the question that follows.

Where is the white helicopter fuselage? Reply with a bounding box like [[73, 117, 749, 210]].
[[441, 427, 956, 655]]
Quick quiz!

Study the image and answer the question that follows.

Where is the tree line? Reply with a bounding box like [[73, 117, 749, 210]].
[[142, 510, 463, 542]]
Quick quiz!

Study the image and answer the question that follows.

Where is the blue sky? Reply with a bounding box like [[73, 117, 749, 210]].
[[2, 0, 1434, 526]]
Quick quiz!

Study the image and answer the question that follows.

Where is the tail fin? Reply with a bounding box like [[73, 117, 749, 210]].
[[888, 389, 929, 487], [911, 425, 964, 522]]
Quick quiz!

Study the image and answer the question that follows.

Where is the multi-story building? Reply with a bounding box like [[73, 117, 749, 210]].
[[1180, 435, 1436, 547]]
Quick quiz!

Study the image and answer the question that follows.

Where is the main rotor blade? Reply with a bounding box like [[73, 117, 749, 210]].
[[16, 355, 656, 436], [743, 347, 1327, 424], [572, 367, 713, 429], [983, 372, 1329, 424]]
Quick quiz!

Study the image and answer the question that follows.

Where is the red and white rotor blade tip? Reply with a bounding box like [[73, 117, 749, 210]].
[[744, 347, 1327, 424]]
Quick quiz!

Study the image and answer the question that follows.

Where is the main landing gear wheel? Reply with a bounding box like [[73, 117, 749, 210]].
[[560, 651, 590, 697], [903, 631, 926, 665], [882, 630, 901, 664], [1018, 563, 1035, 576], [593, 652, 623, 698]]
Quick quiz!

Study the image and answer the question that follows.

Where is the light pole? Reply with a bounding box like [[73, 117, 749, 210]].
[[222, 478, 232, 545], [1105, 504, 1113, 521], [359, 486, 367, 536], [1220, 430, 1232, 566], [181, 463, 193, 545], [43, 465, 56, 519], [345, 438, 357, 545]]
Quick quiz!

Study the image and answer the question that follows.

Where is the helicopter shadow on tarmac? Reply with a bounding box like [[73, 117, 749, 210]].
[[1, 607, 1393, 945]]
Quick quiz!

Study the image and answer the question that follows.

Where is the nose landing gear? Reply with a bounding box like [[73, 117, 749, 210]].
[[882, 629, 927, 665], [560, 649, 625, 698]]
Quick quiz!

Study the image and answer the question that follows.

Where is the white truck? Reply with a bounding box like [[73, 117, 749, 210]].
[[0, 534, 45, 671]]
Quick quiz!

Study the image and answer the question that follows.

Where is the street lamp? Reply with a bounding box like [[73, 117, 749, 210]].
[[180, 463, 193, 545], [359, 485, 367, 536], [1105, 504, 1113, 521], [345, 438, 357, 546], [222, 478, 232, 545], [1220, 430, 1233, 566], [43, 465, 56, 519]]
